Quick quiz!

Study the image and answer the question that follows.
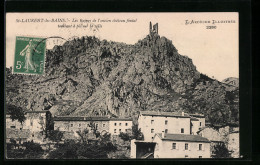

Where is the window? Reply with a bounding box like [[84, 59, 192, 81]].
[[199, 156, 202, 158], [119, 123, 122, 126], [199, 144, 202, 150], [185, 155, 188, 158], [119, 129, 121, 132], [185, 143, 188, 150], [151, 129, 154, 133], [30, 121, 33, 126], [125, 123, 128, 126], [114, 123, 117, 126], [125, 129, 128, 132], [165, 120, 168, 125], [103, 124, 106, 127], [151, 120, 154, 124], [165, 129, 168, 133], [114, 129, 116, 133], [172, 143, 176, 149], [181, 128, 184, 133], [200, 122, 202, 126], [79, 124, 81, 127], [71, 124, 73, 127], [10, 126, 16, 128], [152, 137, 154, 140]]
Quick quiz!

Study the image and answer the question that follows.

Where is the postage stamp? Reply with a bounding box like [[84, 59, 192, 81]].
[[13, 36, 46, 75]]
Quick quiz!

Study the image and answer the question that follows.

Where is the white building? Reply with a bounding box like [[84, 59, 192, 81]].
[[190, 114, 206, 135], [108, 118, 132, 135], [138, 111, 191, 141], [53, 116, 132, 136], [153, 133, 211, 158], [6, 111, 51, 133]]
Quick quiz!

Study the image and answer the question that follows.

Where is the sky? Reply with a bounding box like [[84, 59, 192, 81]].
[[6, 12, 238, 81]]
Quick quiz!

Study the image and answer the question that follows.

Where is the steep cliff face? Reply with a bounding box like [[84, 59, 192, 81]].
[[6, 34, 239, 125]]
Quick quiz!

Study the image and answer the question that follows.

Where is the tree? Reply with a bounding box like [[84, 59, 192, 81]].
[[48, 130, 63, 144], [132, 124, 144, 140], [76, 128, 89, 143], [48, 140, 79, 159], [7, 140, 44, 159], [48, 136, 117, 159], [9, 138, 17, 149], [87, 120, 100, 138], [212, 143, 232, 158], [119, 132, 131, 141], [7, 104, 26, 128]]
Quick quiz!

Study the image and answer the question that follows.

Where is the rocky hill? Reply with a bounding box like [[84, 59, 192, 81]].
[[5, 33, 239, 126]]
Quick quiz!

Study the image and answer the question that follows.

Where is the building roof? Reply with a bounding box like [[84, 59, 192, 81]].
[[109, 118, 132, 121], [25, 110, 49, 113], [6, 128, 30, 139], [191, 117, 199, 121], [54, 116, 110, 121], [190, 113, 205, 118], [155, 133, 210, 143], [53, 116, 132, 122], [139, 111, 190, 118]]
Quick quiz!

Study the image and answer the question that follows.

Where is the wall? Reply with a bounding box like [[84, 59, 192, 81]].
[[191, 120, 200, 135], [6, 118, 23, 130], [6, 113, 47, 133], [138, 115, 191, 141], [54, 120, 110, 134], [228, 132, 239, 158], [198, 127, 223, 142], [25, 113, 47, 133], [197, 117, 205, 128], [130, 139, 137, 158], [109, 120, 133, 135], [153, 135, 211, 158]]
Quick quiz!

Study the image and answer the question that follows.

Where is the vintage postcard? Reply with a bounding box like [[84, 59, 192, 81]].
[[5, 12, 239, 159]]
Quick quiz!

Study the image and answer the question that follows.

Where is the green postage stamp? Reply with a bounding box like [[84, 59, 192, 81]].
[[13, 36, 46, 75]]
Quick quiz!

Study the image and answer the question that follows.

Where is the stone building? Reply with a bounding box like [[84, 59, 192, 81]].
[[190, 113, 206, 135], [130, 133, 211, 159], [152, 133, 211, 158], [53, 116, 132, 136], [6, 110, 52, 143], [6, 111, 51, 133], [131, 111, 209, 158], [138, 111, 205, 141]]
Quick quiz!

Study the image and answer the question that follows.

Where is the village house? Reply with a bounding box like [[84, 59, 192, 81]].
[[130, 111, 210, 158], [109, 118, 133, 135], [130, 133, 211, 159], [197, 127, 225, 157], [53, 116, 132, 136], [6, 110, 52, 143], [138, 111, 194, 141], [190, 113, 206, 135], [6, 111, 51, 132], [152, 133, 211, 158], [6, 115, 24, 130]]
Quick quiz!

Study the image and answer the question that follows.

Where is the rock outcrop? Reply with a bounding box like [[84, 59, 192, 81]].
[[6, 34, 239, 126]]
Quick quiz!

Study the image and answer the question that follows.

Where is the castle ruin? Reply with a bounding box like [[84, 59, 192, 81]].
[[149, 22, 159, 36]]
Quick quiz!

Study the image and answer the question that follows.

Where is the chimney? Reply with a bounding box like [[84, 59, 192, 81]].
[[182, 112, 184, 116], [162, 131, 165, 138]]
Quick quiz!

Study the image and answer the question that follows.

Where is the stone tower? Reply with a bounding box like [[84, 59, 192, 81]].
[[149, 22, 159, 36]]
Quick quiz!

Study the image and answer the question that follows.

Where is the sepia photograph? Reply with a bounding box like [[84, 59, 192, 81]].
[[5, 12, 239, 159]]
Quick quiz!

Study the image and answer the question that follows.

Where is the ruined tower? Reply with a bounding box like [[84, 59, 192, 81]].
[[149, 22, 159, 36]]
